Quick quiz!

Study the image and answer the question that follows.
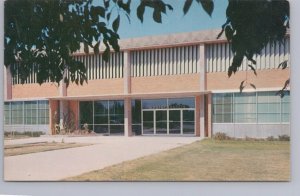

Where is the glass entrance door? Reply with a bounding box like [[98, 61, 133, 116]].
[[142, 109, 195, 135], [169, 110, 181, 135], [142, 111, 154, 134], [155, 110, 168, 134]]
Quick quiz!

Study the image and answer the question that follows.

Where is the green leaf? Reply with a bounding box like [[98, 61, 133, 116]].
[[103, 0, 110, 9], [112, 15, 120, 32], [183, 0, 193, 15], [278, 60, 288, 69], [197, 0, 214, 17], [137, 3, 145, 22], [248, 64, 257, 76], [93, 41, 100, 54], [84, 43, 89, 54], [239, 80, 245, 93], [153, 9, 162, 23], [106, 12, 111, 21], [225, 26, 233, 41]]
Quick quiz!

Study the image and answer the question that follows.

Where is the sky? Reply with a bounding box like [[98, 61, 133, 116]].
[[108, 0, 228, 39]]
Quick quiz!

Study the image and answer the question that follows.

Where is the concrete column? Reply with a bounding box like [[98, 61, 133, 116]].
[[123, 50, 132, 137], [4, 66, 12, 100], [59, 100, 66, 130], [124, 98, 132, 137], [124, 50, 131, 94], [199, 44, 206, 91], [195, 96, 200, 136], [207, 93, 212, 137], [198, 44, 206, 137], [200, 95, 205, 137]]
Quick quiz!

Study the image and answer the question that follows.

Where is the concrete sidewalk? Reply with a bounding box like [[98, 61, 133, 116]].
[[4, 136, 202, 181]]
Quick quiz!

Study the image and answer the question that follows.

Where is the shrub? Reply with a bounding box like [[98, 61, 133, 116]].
[[266, 136, 276, 141], [4, 131, 44, 138], [278, 134, 290, 141], [213, 132, 230, 140]]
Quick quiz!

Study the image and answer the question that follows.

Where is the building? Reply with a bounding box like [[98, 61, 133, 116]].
[[3, 29, 290, 138]]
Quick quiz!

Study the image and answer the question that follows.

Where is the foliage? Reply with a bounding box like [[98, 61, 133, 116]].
[[4, 0, 290, 87], [278, 134, 290, 141], [62, 110, 76, 134], [213, 132, 231, 140], [217, 0, 289, 78], [5, 0, 122, 85], [4, 131, 44, 138]]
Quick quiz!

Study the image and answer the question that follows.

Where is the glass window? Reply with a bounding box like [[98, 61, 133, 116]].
[[257, 92, 281, 123], [168, 98, 195, 108], [80, 101, 93, 128], [38, 100, 49, 124], [142, 99, 167, 109], [94, 101, 109, 125], [11, 102, 23, 124], [24, 101, 38, 124], [109, 100, 124, 124], [4, 102, 11, 125], [132, 100, 141, 124], [234, 92, 256, 123], [213, 93, 233, 123]]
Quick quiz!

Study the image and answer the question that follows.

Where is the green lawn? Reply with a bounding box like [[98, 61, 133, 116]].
[[67, 139, 290, 181]]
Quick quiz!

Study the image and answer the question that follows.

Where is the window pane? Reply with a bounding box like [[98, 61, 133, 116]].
[[80, 101, 93, 125], [235, 113, 256, 123], [258, 114, 280, 123], [168, 98, 195, 108], [94, 101, 108, 115], [183, 122, 194, 134], [132, 100, 141, 124], [142, 99, 167, 109]]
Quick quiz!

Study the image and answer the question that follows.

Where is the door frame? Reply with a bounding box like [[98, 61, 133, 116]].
[[142, 108, 195, 136]]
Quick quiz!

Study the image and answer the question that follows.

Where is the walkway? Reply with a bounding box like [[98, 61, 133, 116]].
[[4, 136, 202, 181]]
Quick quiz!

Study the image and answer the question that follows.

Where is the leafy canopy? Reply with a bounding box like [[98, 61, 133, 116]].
[[4, 0, 289, 86]]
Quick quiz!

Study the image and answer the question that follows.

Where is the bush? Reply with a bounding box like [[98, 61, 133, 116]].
[[278, 134, 290, 141], [266, 136, 276, 141], [213, 132, 230, 140], [4, 131, 44, 138]]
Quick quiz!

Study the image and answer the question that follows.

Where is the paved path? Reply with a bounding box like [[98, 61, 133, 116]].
[[4, 136, 202, 181]]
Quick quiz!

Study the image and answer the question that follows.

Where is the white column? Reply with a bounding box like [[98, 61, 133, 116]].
[[199, 44, 206, 91], [198, 44, 206, 137], [124, 51, 132, 136]]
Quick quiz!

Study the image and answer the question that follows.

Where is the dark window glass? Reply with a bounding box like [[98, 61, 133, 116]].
[[143, 111, 154, 134], [80, 101, 93, 125], [94, 125, 109, 134], [156, 110, 167, 134], [169, 110, 181, 134], [142, 99, 167, 109], [110, 125, 124, 135], [168, 98, 195, 108], [132, 100, 141, 124]]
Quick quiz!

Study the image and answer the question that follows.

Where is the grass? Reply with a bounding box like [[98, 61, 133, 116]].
[[67, 139, 290, 181], [4, 142, 90, 157]]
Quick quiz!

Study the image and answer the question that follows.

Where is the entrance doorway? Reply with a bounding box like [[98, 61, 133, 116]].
[[142, 109, 195, 135]]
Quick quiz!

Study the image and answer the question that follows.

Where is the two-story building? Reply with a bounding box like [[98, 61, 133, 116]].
[[3, 29, 290, 138]]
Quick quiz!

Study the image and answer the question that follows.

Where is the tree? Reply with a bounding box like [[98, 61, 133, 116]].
[[4, 0, 290, 88]]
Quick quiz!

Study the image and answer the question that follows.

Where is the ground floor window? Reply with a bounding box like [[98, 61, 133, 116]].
[[79, 98, 195, 136], [213, 91, 290, 123], [79, 100, 124, 135], [4, 100, 49, 125]]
